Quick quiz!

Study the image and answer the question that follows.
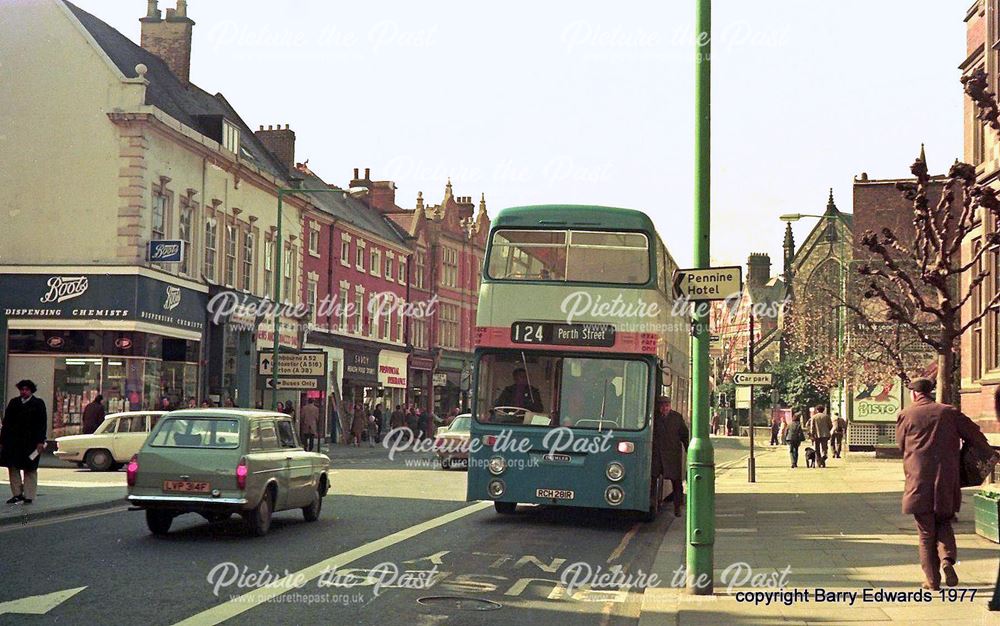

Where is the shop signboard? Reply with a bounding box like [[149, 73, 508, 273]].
[[0, 273, 206, 333], [851, 376, 902, 423]]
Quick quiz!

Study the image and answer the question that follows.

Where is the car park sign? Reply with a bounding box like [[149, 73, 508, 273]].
[[734, 372, 773, 386]]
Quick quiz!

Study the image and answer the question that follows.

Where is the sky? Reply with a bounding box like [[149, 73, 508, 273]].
[[68, 0, 967, 273]]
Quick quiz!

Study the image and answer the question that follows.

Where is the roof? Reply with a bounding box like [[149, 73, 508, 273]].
[[492, 205, 655, 232], [163, 409, 290, 419], [63, 1, 290, 182], [294, 168, 409, 247]]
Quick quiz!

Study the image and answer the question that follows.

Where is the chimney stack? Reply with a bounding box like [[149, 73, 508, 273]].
[[747, 253, 771, 288], [254, 124, 296, 174], [140, 1, 195, 86]]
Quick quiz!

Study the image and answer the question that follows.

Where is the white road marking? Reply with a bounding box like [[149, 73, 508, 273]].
[[0, 506, 126, 533], [757, 510, 806, 515], [716, 528, 757, 533], [172, 501, 492, 625], [0, 586, 86, 615]]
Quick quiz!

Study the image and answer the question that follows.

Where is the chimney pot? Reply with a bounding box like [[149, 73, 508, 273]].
[[176, 0, 187, 17], [146, 0, 159, 19], [284, 123, 289, 130], [365, 167, 370, 179], [165, 7, 176, 19], [353, 168, 359, 179]]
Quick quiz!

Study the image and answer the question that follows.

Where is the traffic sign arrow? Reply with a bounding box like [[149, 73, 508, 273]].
[[0, 586, 86, 616], [733, 372, 773, 386]]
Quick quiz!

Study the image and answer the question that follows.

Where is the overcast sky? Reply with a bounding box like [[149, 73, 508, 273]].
[[69, 0, 966, 272]]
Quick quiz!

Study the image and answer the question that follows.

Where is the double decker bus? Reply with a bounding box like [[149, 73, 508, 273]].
[[467, 205, 690, 519]]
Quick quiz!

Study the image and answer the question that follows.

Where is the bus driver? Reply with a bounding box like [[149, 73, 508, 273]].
[[493, 367, 543, 413]]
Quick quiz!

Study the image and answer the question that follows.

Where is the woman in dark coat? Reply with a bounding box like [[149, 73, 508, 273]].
[[350, 403, 366, 446], [651, 396, 689, 517], [0, 380, 48, 504]]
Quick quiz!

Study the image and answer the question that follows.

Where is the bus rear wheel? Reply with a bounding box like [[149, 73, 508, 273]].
[[494, 501, 517, 514]]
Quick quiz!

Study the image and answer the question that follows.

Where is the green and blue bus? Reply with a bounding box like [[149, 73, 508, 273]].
[[467, 205, 690, 518]]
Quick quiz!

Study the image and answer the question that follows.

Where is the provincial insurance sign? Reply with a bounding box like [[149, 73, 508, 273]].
[[674, 266, 742, 301]]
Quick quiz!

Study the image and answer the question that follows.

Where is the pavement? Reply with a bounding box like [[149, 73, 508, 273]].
[[639, 442, 1000, 625]]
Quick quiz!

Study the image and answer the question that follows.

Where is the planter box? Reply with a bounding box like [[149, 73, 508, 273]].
[[973, 491, 1000, 543]]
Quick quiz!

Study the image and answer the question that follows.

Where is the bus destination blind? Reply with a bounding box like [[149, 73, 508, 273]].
[[510, 321, 616, 347]]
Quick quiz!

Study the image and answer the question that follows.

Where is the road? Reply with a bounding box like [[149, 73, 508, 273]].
[[0, 438, 754, 625]]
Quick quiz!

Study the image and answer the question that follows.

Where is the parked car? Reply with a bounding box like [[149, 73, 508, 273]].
[[55, 411, 166, 471], [434, 414, 472, 470], [127, 409, 330, 537]]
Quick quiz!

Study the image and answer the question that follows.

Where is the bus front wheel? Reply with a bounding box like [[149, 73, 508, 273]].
[[494, 501, 517, 514]]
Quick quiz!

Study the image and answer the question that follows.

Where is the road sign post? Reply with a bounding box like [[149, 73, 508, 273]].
[[687, 0, 714, 596]]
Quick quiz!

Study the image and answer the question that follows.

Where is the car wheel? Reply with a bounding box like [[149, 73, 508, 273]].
[[146, 510, 173, 536], [494, 501, 517, 514], [302, 483, 323, 522], [245, 489, 273, 537], [85, 449, 113, 472]]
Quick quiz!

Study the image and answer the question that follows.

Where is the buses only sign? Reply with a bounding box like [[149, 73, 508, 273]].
[[674, 266, 743, 301]]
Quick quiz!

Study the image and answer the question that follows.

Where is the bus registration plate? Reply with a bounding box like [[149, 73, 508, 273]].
[[536, 488, 575, 500]]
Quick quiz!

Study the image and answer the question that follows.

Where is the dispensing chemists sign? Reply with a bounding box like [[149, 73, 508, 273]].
[[673, 266, 743, 301]]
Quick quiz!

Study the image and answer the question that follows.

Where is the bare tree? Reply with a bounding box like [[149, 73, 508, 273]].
[[854, 69, 1000, 402]]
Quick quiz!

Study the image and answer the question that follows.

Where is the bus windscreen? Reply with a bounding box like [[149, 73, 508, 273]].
[[475, 353, 649, 431], [486, 229, 649, 284]]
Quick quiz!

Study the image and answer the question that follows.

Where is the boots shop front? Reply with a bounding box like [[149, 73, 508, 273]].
[[0, 270, 208, 438]]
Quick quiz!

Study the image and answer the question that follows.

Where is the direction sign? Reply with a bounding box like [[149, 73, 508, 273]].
[[734, 372, 773, 386], [258, 351, 326, 377], [263, 377, 320, 390], [673, 266, 742, 301]]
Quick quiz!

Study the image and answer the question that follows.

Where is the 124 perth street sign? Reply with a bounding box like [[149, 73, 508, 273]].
[[673, 266, 743, 301]]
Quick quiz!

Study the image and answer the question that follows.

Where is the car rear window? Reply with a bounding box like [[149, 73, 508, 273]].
[[149, 418, 241, 449]]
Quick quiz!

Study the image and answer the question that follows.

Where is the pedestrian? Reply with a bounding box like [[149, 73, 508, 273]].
[[366, 406, 377, 447], [299, 398, 320, 452], [896, 378, 990, 590], [769, 412, 781, 446], [651, 396, 689, 517], [200, 400, 211, 408], [350, 402, 366, 447], [390, 404, 404, 430], [405, 406, 419, 442], [0, 380, 47, 505], [224, 397, 235, 408], [710, 410, 719, 436], [277, 401, 285, 413], [784, 411, 806, 468], [808, 405, 832, 463], [186, 397, 197, 409], [830, 413, 847, 458], [81, 394, 105, 434], [285, 402, 295, 419], [329, 398, 340, 444], [373, 404, 384, 438], [160, 396, 173, 412], [417, 409, 429, 441]]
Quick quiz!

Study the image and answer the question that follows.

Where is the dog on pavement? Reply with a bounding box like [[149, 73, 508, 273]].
[[805, 447, 817, 468]]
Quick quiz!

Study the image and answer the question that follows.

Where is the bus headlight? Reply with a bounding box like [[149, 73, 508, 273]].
[[488, 480, 506, 498], [605, 485, 625, 506], [488, 456, 507, 475], [606, 462, 625, 482]]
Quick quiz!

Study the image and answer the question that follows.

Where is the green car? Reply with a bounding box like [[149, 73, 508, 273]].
[[127, 409, 330, 537]]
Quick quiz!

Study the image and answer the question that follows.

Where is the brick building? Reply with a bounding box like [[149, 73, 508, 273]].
[[960, 0, 1000, 434]]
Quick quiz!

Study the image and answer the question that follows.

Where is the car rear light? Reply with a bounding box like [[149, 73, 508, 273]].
[[617, 441, 635, 454], [126, 455, 139, 486], [236, 457, 248, 490], [483, 435, 497, 447]]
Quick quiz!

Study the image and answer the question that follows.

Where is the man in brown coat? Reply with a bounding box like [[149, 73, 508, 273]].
[[299, 399, 320, 452], [896, 378, 990, 590], [808, 405, 833, 462], [651, 396, 690, 517], [81, 394, 105, 435]]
